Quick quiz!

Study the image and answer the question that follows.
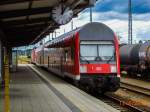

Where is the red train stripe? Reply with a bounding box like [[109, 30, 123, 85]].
[[80, 64, 114, 74]]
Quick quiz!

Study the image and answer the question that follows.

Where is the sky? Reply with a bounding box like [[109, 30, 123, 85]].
[[45, 0, 150, 44]]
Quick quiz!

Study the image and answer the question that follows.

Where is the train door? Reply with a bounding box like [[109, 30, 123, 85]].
[[48, 56, 49, 68], [60, 56, 63, 73]]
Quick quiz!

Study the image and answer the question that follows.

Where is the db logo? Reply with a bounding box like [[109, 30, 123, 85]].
[[96, 67, 102, 71]]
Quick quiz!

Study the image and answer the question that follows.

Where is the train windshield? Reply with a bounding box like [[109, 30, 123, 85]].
[[80, 41, 115, 62]]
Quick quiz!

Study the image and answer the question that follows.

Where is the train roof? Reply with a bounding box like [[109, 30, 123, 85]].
[[79, 22, 115, 41], [45, 22, 115, 47]]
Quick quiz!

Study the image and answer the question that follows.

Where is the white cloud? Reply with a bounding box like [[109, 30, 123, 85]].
[[45, 11, 150, 44], [77, 11, 150, 43], [79, 11, 150, 21], [133, 13, 150, 21], [104, 20, 150, 43]]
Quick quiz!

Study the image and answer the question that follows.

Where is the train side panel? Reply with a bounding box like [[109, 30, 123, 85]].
[[31, 49, 36, 64], [43, 34, 79, 79]]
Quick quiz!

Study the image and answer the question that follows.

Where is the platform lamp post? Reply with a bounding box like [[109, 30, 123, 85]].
[[55, 31, 60, 38], [43, 37, 45, 44], [52, 32, 54, 40], [49, 33, 53, 41]]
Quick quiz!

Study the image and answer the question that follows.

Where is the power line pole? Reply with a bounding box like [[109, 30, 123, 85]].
[[90, 7, 92, 22], [55, 31, 57, 38], [128, 0, 132, 44], [49, 34, 50, 41], [64, 29, 65, 33], [71, 20, 73, 30], [52, 32, 54, 40]]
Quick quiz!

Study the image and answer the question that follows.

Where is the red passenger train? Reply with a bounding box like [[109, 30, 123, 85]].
[[31, 22, 120, 93]]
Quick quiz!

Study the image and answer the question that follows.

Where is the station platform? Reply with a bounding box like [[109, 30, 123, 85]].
[[1, 64, 119, 112]]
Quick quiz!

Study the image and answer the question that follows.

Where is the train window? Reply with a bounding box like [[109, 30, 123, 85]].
[[98, 45, 115, 61], [80, 41, 115, 62], [65, 50, 68, 62], [80, 45, 97, 60], [40, 56, 41, 64]]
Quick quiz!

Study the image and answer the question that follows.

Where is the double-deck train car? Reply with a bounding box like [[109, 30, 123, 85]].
[[32, 22, 120, 92]]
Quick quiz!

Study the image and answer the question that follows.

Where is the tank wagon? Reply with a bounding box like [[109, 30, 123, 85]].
[[32, 22, 121, 93], [120, 41, 150, 77]]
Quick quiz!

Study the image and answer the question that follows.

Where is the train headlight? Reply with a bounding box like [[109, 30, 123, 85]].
[[80, 66, 87, 73], [111, 65, 116, 73]]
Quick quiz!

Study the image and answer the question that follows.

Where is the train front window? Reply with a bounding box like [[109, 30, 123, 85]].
[[98, 45, 115, 61], [80, 41, 115, 62], [80, 45, 97, 61]]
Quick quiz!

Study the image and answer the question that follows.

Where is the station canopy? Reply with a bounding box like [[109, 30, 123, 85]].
[[0, 0, 95, 47]]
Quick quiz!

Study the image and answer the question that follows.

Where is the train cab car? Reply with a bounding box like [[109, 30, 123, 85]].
[[32, 22, 120, 93]]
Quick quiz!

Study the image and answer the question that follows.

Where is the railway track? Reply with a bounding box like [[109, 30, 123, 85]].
[[87, 90, 145, 112], [78, 87, 145, 112], [113, 81, 150, 112], [120, 82, 150, 96], [104, 93, 148, 112], [95, 94, 134, 112]]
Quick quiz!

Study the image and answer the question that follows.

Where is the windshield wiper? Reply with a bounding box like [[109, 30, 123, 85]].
[[80, 56, 90, 64], [107, 52, 115, 63], [107, 56, 113, 63]]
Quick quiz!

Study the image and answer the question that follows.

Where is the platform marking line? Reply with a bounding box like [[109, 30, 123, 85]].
[[4, 55, 10, 112], [28, 65, 82, 112]]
